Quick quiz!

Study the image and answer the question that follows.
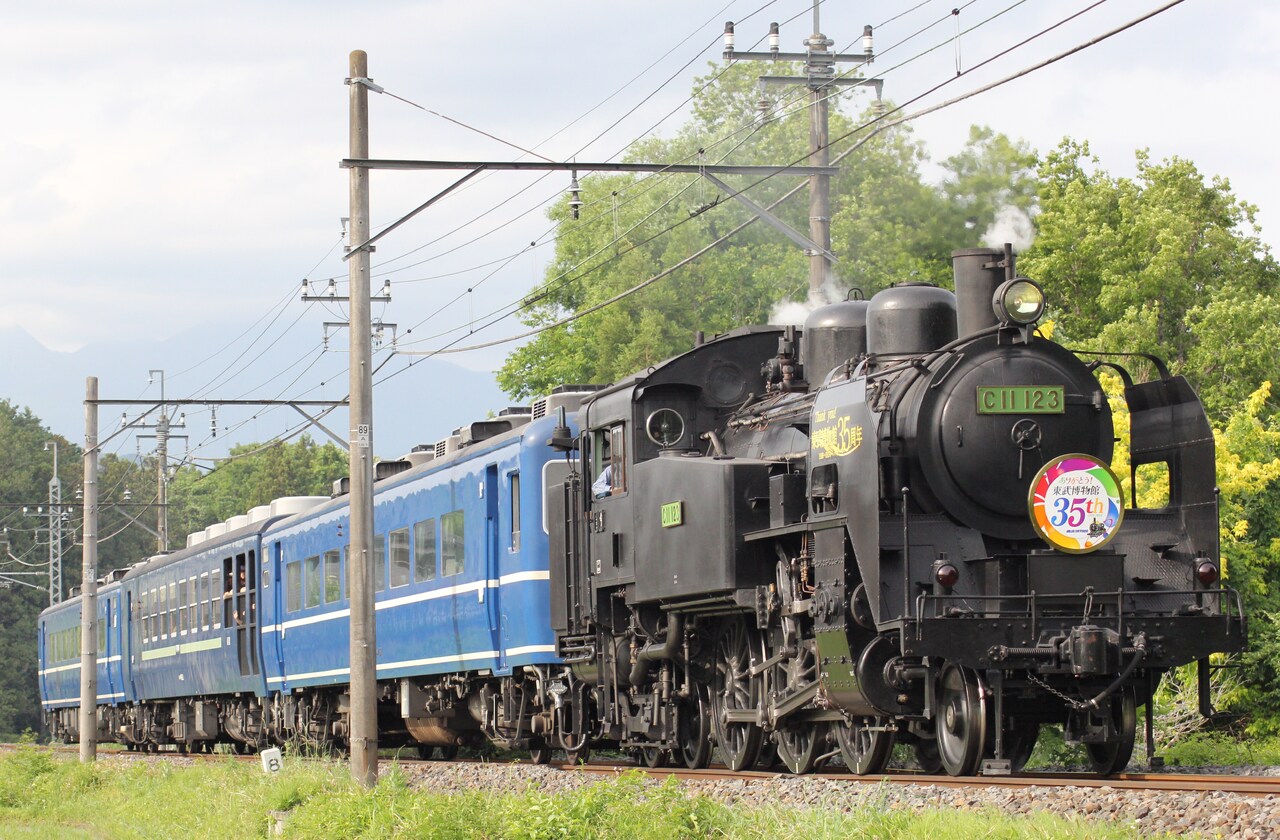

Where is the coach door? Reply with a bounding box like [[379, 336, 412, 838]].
[[484, 464, 503, 670], [124, 592, 137, 700], [224, 550, 260, 677], [268, 541, 287, 683]]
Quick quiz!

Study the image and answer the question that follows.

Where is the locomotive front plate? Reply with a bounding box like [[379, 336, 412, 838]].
[[976, 385, 1064, 414]]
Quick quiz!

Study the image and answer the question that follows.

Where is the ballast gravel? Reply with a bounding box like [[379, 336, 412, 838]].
[[393, 761, 1280, 839]]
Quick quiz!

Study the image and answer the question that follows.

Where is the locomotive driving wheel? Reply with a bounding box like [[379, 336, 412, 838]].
[[833, 716, 895, 775], [711, 617, 763, 771], [678, 682, 713, 769], [772, 640, 824, 775], [936, 663, 987, 776], [1085, 685, 1137, 776]]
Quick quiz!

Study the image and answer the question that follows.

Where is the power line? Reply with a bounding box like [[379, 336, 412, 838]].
[[374, 0, 1171, 368]]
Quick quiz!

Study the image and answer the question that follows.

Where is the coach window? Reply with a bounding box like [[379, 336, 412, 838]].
[[169, 582, 178, 637], [286, 561, 301, 612], [389, 528, 410, 588], [160, 584, 170, 638], [304, 555, 322, 609], [442, 510, 465, 577], [188, 579, 198, 633], [210, 569, 222, 629], [414, 519, 436, 582], [509, 473, 521, 551], [179, 580, 188, 635], [374, 533, 387, 592], [324, 550, 342, 604], [199, 573, 211, 630]]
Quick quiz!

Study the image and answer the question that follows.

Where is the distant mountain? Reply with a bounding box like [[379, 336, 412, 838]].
[[0, 323, 510, 461]]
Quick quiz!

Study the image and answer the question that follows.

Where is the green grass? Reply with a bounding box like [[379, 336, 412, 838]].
[[1160, 731, 1280, 767], [0, 747, 1157, 839]]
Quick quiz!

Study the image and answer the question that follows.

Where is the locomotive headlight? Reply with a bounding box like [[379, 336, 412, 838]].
[[935, 563, 959, 589], [992, 277, 1045, 325]]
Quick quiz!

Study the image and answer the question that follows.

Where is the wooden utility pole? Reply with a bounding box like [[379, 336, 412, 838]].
[[79, 377, 99, 762], [346, 48, 379, 788]]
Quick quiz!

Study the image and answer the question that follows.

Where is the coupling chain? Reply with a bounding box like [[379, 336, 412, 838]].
[[1026, 671, 1089, 711]]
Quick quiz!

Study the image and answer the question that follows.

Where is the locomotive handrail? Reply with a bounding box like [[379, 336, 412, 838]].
[[916, 586, 1244, 627], [1063, 348, 1173, 382]]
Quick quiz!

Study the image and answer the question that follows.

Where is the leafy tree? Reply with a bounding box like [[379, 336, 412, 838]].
[[167, 436, 346, 540], [497, 61, 1035, 398], [0, 402, 79, 738], [938, 124, 1040, 243], [1020, 141, 1280, 419]]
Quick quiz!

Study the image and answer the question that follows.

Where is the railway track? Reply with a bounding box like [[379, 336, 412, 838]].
[[11, 743, 1278, 797], [548, 760, 1280, 798]]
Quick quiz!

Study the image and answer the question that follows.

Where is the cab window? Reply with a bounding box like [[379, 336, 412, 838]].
[[591, 425, 627, 498]]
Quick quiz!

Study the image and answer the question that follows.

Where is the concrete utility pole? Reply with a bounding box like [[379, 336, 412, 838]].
[[724, 4, 878, 294], [80, 377, 99, 762], [346, 48, 379, 788]]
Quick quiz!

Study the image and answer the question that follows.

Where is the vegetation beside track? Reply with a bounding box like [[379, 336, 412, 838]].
[[0, 746, 1160, 839]]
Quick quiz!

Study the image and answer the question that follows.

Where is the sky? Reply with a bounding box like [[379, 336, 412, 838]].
[[1, 0, 1277, 447]]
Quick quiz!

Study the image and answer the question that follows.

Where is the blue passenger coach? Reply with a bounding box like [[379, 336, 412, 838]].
[[38, 579, 126, 739], [39, 388, 592, 754]]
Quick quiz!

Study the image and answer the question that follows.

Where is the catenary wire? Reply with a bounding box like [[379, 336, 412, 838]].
[[372, 0, 1160, 368]]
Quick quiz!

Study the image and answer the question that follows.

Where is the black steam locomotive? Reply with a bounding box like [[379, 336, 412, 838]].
[[546, 246, 1245, 776]]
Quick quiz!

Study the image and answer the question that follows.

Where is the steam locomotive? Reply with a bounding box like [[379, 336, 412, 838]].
[[40, 246, 1245, 776]]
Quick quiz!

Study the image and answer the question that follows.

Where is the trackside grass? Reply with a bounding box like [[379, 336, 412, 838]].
[[0, 747, 1157, 839]]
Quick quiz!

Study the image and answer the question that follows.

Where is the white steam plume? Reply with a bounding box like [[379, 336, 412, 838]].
[[769, 277, 847, 326], [982, 205, 1036, 252]]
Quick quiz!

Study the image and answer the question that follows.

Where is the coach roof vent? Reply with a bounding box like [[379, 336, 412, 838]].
[[532, 385, 606, 420], [269, 495, 329, 517], [434, 433, 462, 459], [205, 522, 228, 540], [332, 477, 350, 497], [375, 459, 412, 481], [247, 504, 272, 524], [404, 446, 436, 467], [462, 415, 531, 446], [225, 514, 251, 532], [186, 531, 207, 548]]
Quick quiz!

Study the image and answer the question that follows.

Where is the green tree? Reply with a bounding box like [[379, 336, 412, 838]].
[[1020, 140, 1280, 418], [0, 401, 78, 738], [167, 436, 346, 541], [498, 62, 1035, 398], [938, 124, 1040, 243]]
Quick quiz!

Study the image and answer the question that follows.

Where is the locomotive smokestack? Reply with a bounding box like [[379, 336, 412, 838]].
[[952, 246, 1014, 339]]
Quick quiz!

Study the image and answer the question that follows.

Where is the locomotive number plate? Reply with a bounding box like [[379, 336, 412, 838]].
[[976, 386, 1064, 414]]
